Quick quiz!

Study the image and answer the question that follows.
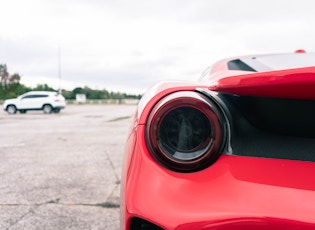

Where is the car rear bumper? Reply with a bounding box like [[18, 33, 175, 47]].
[[121, 125, 315, 230]]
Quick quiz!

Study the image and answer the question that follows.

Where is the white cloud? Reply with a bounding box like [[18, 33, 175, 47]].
[[1, 0, 315, 94]]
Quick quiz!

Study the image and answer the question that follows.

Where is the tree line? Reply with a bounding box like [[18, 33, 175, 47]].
[[0, 64, 142, 100]]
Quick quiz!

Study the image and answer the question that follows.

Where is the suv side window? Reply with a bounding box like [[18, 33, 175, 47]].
[[22, 94, 48, 99], [36, 95, 49, 98], [22, 95, 36, 99]]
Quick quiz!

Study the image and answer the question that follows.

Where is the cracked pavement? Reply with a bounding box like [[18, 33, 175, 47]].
[[0, 104, 136, 229]]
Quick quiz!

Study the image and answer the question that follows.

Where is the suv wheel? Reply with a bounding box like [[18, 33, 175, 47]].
[[43, 104, 53, 114], [7, 105, 17, 114]]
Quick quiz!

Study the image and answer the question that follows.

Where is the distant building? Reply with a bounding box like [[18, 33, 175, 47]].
[[76, 94, 86, 103], [122, 99, 140, 104]]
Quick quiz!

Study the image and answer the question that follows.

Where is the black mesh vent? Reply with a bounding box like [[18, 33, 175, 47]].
[[130, 217, 164, 230], [227, 59, 256, 72], [223, 94, 315, 162]]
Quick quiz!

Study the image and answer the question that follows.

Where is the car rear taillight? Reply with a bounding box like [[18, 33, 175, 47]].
[[146, 91, 226, 172]]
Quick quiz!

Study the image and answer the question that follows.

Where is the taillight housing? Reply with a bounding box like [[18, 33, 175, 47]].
[[146, 91, 226, 172]]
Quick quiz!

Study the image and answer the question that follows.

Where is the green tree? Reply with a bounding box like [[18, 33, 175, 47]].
[[33, 84, 56, 91], [0, 64, 22, 99], [0, 64, 9, 99], [10, 73, 21, 83], [0, 64, 143, 100], [61, 89, 73, 100]]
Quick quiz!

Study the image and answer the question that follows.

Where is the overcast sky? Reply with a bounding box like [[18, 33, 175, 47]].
[[1, 0, 315, 94]]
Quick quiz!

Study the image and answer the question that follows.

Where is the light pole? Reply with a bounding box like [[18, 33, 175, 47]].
[[58, 46, 62, 94]]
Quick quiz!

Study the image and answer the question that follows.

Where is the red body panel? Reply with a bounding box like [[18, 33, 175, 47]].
[[209, 67, 315, 100], [121, 54, 315, 229], [121, 125, 315, 229]]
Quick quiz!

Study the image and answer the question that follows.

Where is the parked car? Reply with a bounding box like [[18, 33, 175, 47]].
[[3, 91, 66, 114], [120, 51, 315, 229]]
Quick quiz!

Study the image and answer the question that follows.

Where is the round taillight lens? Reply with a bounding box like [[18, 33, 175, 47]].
[[146, 91, 226, 172]]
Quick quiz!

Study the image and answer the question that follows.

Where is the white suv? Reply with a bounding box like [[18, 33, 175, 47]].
[[3, 91, 66, 114]]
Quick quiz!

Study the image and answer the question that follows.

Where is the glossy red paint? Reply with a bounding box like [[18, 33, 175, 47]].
[[295, 49, 306, 53], [121, 53, 315, 230], [121, 124, 315, 229], [209, 66, 315, 100]]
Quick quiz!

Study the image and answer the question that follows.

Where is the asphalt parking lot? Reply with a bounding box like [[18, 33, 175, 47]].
[[0, 104, 137, 230]]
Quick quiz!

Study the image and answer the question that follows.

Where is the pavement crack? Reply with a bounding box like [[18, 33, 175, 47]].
[[104, 150, 120, 183], [104, 150, 121, 209], [0, 204, 20, 206], [46, 198, 61, 204], [95, 201, 120, 208], [107, 116, 131, 122], [6, 206, 35, 229], [0, 201, 119, 209], [67, 202, 119, 209], [0, 198, 61, 207], [2, 200, 119, 229]]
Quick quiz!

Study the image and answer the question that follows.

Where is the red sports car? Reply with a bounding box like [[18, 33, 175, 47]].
[[120, 51, 315, 230]]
